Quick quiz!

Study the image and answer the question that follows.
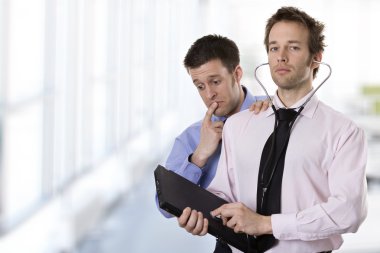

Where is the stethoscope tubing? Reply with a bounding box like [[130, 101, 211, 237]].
[[253, 61, 332, 110], [254, 61, 332, 210]]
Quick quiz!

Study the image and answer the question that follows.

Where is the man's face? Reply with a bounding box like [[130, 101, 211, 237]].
[[268, 21, 316, 92], [188, 59, 242, 117]]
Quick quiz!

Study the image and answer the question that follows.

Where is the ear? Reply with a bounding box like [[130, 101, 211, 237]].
[[234, 65, 243, 84], [312, 52, 323, 68]]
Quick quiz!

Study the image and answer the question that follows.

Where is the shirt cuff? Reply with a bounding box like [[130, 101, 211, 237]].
[[176, 154, 202, 184], [271, 213, 298, 240]]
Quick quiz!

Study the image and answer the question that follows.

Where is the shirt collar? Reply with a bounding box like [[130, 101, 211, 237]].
[[263, 89, 319, 119]]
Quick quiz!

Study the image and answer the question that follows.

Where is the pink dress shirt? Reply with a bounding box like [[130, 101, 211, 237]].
[[207, 92, 368, 253]]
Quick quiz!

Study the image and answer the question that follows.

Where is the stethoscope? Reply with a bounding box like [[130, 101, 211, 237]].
[[253, 60, 332, 211], [254, 60, 332, 112]]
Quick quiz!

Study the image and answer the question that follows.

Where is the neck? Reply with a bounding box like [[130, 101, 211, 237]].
[[277, 85, 312, 108], [228, 85, 245, 117], [237, 85, 246, 110]]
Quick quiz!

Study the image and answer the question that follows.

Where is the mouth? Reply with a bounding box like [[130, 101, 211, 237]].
[[209, 101, 223, 107], [275, 67, 290, 75]]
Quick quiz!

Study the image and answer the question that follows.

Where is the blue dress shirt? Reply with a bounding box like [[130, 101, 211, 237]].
[[157, 86, 266, 217]]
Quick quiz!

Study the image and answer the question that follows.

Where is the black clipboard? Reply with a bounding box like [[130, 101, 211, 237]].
[[154, 165, 250, 252]]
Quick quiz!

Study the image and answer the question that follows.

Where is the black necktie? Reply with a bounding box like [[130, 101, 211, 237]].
[[255, 108, 298, 252]]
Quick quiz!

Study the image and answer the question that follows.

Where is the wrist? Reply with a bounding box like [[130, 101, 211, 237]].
[[189, 151, 208, 168], [262, 215, 273, 235]]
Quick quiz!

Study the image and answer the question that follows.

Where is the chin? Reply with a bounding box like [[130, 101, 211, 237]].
[[214, 109, 225, 117]]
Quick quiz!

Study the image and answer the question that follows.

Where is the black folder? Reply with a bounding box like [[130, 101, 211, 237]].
[[154, 165, 249, 252]]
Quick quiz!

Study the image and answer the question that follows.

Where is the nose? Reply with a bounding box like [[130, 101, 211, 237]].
[[277, 49, 288, 63], [205, 86, 216, 100], [277, 55, 288, 63]]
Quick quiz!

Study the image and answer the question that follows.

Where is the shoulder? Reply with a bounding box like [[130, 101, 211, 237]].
[[316, 101, 364, 133], [317, 101, 353, 122], [225, 109, 265, 132], [175, 119, 202, 139], [243, 89, 267, 109], [229, 108, 255, 121]]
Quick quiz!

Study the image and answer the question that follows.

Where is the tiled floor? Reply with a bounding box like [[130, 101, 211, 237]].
[[77, 170, 380, 253]]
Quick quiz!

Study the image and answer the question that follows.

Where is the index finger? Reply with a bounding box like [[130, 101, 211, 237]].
[[210, 203, 228, 218], [204, 102, 218, 123], [211, 204, 232, 226]]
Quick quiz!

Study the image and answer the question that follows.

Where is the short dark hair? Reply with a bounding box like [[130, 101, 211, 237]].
[[184, 34, 240, 73], [264, 7, 326, 77]]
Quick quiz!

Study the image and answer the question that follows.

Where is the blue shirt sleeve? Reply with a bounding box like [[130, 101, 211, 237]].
[[155, 124, 203, 218], [165, 137, 203, 183]]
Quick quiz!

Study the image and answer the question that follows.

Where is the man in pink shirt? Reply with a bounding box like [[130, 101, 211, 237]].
[[177, 6, 368, 253]]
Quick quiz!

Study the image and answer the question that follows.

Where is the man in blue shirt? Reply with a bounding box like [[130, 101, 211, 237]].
[[156, 34, 268, 252]]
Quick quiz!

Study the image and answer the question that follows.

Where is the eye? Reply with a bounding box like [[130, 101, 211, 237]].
[[196, 83, 205, 90], [212, 79, 221, 85], [289, 46, 300, 51], [269, 46, 278, 52]]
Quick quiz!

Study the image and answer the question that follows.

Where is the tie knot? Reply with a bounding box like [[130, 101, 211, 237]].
[[277, 108, 297, 122]]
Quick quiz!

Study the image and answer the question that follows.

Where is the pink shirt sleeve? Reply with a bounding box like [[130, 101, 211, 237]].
[[272, 124, 367, 240]]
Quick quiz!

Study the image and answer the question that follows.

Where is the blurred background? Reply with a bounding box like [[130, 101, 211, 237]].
[[0, 0, 379, 252]]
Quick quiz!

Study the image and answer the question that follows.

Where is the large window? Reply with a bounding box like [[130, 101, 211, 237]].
[[0, 0, 198, 235], [1, 0, 45, 227]]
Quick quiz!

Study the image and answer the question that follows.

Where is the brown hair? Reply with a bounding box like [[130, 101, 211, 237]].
[[184, 34, 240, 73]]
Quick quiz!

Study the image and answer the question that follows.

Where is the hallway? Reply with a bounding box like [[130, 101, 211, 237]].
[[77, 161, 216, 253]]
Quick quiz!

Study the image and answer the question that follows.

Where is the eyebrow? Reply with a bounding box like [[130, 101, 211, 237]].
[[207, 75, 221, 80], [192, 74, 221, 84], [269, 40, 302, 45], [192, 79, 200, 84]]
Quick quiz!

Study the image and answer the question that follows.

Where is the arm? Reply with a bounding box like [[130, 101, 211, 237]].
[[156, 103, 224, 217], [155, 127, 204, 218], [166, 102, 223, 183], [177, 110, 235, 235], [155, 134, 204, 218], [272, 124, 368, 241], [189, 102, 223, 168]]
